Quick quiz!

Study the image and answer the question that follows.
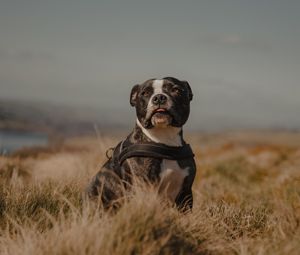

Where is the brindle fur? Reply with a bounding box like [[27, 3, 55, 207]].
[[86, 125, 196, 211], [86, 77, 196, 211]]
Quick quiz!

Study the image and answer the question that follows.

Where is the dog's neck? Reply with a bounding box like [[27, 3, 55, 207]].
[[136, 119, 183, 147]]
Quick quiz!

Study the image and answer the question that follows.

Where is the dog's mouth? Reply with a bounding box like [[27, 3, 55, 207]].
[[151, 108, 172, 117], [150, 108, 172, 127]]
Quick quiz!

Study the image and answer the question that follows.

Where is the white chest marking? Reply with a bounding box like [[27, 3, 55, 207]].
[[136, 119, 182, 146], [158, 159, 189, 202]]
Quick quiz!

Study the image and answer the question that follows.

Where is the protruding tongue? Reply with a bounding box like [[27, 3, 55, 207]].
[[156, 109, 166, 113]]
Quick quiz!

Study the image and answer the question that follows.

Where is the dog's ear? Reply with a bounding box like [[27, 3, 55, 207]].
[[130, 84, 140, 107], [182, 80, 193, 101]]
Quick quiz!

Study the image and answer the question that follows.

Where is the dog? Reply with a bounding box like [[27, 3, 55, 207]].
[[86, 77, 196, 211]]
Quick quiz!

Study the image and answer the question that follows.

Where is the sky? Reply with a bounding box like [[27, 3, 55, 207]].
[[0, 0, 299, 130]]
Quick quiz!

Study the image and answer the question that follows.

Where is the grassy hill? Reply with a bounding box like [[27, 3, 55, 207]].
[[0, 131, 299, 254]]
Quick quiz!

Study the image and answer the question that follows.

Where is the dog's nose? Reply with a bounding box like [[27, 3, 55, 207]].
[[152, 94, 167, 105]]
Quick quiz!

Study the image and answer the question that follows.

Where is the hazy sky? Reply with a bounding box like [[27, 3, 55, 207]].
[[0, 0, 299, 130]]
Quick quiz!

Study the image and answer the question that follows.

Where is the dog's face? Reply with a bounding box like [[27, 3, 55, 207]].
[[130, 77, 193, 129]]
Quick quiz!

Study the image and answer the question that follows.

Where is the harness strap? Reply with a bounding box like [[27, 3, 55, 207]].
[[118, 142, 194, 166]]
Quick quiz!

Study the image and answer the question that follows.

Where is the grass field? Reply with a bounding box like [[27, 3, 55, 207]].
[[0, 131, 300, 255]]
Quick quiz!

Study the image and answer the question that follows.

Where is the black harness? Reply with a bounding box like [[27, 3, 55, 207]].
[[108, 141, 195, 167]]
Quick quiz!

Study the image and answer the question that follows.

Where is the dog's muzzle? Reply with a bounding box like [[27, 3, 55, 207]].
[[152, 94, 167, 105]]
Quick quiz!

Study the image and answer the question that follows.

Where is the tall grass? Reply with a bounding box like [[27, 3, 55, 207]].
[[0, 133, 300, 254]]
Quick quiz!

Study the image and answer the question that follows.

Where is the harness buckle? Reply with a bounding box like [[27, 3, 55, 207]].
[[105, 147, 115, 159]]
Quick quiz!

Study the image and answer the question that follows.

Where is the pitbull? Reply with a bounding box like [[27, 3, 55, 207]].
[[86, 77, 196, 211]]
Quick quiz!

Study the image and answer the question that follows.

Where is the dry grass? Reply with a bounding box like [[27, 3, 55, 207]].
[[0, 131, 300, 255]]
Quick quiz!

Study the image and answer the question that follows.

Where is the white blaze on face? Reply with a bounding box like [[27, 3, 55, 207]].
[[152, 79, 164, 95], [146, 79, 172, 119], [149, 79, 165, 108]]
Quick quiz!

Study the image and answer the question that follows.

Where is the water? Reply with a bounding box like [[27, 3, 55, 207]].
[[0, 130, 48, 155]]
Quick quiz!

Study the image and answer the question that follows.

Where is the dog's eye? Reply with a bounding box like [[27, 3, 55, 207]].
[[141, 91, 149, 97], [171, 87, 181, 94]]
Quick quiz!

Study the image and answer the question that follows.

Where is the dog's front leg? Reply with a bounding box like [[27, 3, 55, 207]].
[[86, 168, 125, 210], [175, 177, 194, 212]]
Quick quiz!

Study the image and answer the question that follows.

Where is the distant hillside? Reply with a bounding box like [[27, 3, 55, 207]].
[[0, 99, 129, 136]]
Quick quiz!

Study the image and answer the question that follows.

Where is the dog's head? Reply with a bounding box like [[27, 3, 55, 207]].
[[130, 77, 193, 129]]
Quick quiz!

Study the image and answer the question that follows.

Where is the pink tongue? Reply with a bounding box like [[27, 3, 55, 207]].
[[156, 109, 166, 112]]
